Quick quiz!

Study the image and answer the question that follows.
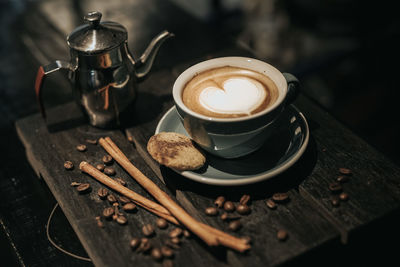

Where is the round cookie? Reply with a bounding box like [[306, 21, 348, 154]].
[[147, 132, 206, 171]]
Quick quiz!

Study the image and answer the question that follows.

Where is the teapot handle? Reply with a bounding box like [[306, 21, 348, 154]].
[[35, 60, 72, 118]]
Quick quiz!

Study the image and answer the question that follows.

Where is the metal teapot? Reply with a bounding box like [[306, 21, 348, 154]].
[[35, 11, 174, 128]]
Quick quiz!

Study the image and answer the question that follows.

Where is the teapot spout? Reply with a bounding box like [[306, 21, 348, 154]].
[[135, 30, 174, 79]]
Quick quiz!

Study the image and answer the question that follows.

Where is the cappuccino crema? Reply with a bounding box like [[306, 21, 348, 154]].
[[182, 66, 279, 118]]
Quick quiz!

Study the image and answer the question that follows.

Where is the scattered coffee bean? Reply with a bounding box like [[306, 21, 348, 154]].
[[239, 194, 251, 205], [96, 164, 105, 172], [161, 246, 174, 258], [214, 196, 226, 208], [107, 194, 117, 203], [228, 220, 242, 232], [266, 199, 277, 209], [156, 218, 168, 229], [277, 229, 288, 241], [76, 183, 90, 193], [119, 196, 131, 204], [104, 167, 116, 176], [142, 224, 155, 237], [122, 203, 137, 212], [70, 182, 81, 187], [64, 161, 74, 170], [97, 188, 108, 199], [220, 212, 241, 221], [76, 144, 87, 152], [183, 229, 190, 238], [272, 192, 289, 203], [236, 204, 251, 215], [169, 228, 183, 238], [339, 192, 349, 201], [151, 248, 163, 261], [102, 154, 113, 165], [220, 212, 228, 221], [170, 237, 181, 245], [127, 135, 134, 143], [223, 201, 235, 212], [337, 175, 350, 183], [115, 177, 126, 186], [103, 207, 114, 219], [85, 139, 97, 145], [130, 238, 141, 250], [95, 216, 104, 228], [138, 238, 152, 253], [339, 168, 352, 175], [163, 259, 174, 267], [331, 196, 340, 207], [328, 182, 342, 193], [205, 207, 218, 216], [116, 215, 127, 225], [165, 239, 180, 250]]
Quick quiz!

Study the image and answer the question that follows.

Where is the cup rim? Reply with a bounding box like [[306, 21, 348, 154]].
[[172, 56, 288, 122]]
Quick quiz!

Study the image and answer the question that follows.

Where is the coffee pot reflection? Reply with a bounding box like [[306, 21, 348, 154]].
[[35, 11, 174, 128]]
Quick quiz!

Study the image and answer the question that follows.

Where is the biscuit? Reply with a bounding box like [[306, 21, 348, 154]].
[[147, 132, 206, 171]]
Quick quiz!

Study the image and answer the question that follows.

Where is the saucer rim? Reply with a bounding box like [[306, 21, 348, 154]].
[[155, 105, 309, 186]]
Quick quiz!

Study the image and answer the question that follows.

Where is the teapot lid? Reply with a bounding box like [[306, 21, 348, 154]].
[[67, 11, 127, 54]]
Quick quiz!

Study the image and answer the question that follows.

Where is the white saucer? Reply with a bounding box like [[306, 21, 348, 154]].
[[155, 105, 309, 186]]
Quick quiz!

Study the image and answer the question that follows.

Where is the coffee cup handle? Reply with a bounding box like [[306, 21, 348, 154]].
[[282, 73, 300, 105]]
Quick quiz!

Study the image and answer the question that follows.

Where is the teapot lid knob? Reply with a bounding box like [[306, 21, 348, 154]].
[[84, 11, 102, 27]]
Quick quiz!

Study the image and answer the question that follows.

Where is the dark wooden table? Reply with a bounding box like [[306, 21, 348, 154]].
[[2, 0, 400, 266]]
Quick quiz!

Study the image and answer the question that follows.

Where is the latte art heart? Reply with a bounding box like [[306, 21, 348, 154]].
[[199, 78, 266, 115]]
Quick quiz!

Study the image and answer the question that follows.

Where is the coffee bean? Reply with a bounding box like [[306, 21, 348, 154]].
[[183, 229, 191, 238], [170, 237, 181, 245], [328, 182, 342, 193], [151, 248, 163, 261], [76, 183, 90, 193], [116, 215, 127, 225], [103, 207, 114, 219], [337, 175, 350, 183], [115, 177, 126, 186], [220, 212, 241, 221], [85, 139, 97, 145], [138, 238, 152, 253], [122, 203, 137, 212], [239, 194, 251, 205], [107, 194, 117, 203], [228, 220, 242, 232], [339, 192, 349, 201], [214, 196, 225, 208], [163, 259, 174, 267], [95, 216, 104, 228], [331, 196, 340, 207], [96, 164, 105, 172], [266, 199, 277, 209], [76, 144, 87, 152], [104, 167, 116, 176], [339, 168, 352, 175], [272, 193, 289, 203], [236, 204, 251, 215], [169, 228, 183, 238], [130, 238, 141, 250], [277, 229, 288, 241], [165, 239, 180, 250], [119, 196, 131, 204], [102, 154, 113, 165], [205, 207, 218, 216], [156, 218, 168, 229], [161, 246, 174, 258], [97, 188, 108, 199], [64, 161, 74, 170], [142, 224, 155, 237], [223, 201, 235, 212], [70, 182, 81, 187]]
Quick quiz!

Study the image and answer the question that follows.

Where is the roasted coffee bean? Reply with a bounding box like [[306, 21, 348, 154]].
[[272, 193, 289, 203], [107, 194, 117, 203], [103, 207, 114, 219], [337, 175, 350, 183], [130, 238, 141, 250], [119, 196, 131, 204], [64, 161, 74, 170], [170, 237, 181, 245], [142, 224, 155, 237], [163, 259, 174, 267], [116, 215, 127, 225], [151, 248, 163, 261], [102, 154, 113, 165], [236, 204, 251, 215], [156, 218, 168, 229], [97, 188, 108, 199], [331, 196, 340, 207], [228, 220, 242, 232], [339, 168, 352, 175], [223, 201, 235, 212], [77, 183, 90, 193], [76, 144, 87, 152], [104, 167, 116, 176], [161, 246, 174, 258], [138, 238, 152, 253], [277, 229, 288, 241], [339, 192, 349, 201], [183, 230, 191, 238], [96, 164, 105, 172], [165, 239, 180, 249], [205, 207, 218, 216], [127, 135, 134, 143], [115, 177, 126, 186], [329, 182, 342, 193], [70, 182, 81, 187], [214, 196, 225, 208], [220, 212, 241, 221], [169, 228, 183, 238], [95, 216, 104, 228], [266, 199, 277, 209], [123, 203, 137, 212], [85, 139, 97, 145], [239, 194, 251, 205]]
